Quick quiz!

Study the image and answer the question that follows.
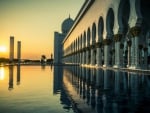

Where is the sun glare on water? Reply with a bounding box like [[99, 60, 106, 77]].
[[0, 67, 5, 80]]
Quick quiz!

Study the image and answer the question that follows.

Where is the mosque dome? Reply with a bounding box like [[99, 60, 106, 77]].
[[61, 16, 74, 34]]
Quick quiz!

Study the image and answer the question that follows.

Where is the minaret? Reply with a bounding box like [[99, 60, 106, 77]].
[[9, 36, 14, 63], [17, 41, 21, 64]]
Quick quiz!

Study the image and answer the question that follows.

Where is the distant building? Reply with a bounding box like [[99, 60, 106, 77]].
[[17, 41, 21, 64], [9, 36, 14, 63], [54, 16, 74, 64]]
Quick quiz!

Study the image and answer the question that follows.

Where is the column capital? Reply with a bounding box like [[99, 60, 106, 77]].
[[85, 46, 90, 50], [90, 44, 95, 49], [144, 47, 148, 51], [82, 48, 86, 52], [96, 42, 103, 48], [114, 34, 122, 42], [130, 26, 141, 37], [127, 40, 132, 47], [138, 44, 143, 50], [103, 39, 112, 45], [110, 49, 115, 55]]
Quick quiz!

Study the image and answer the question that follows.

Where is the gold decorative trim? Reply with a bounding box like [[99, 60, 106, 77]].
[[127, 40, 132, 47], [95, 42, 103, 48], [130, 26, 141, 37], [138, 45, 143, 50], [144, 47, 148, 51], [103, 39, 112, 45], [114, 34, 122, 42]]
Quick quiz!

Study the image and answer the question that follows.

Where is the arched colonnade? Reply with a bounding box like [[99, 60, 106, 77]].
[[63, 0, 150, 69]]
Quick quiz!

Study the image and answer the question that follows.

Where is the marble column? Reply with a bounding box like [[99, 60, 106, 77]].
[[135, 36, 140, 68], [73, 54, 75, 64], [84, 50, 86, 64], [103, 39, 111, 67], [131, 37, 135, 67], [82, 51, 84, 65], [76, 54, 77, 64], [130, 26, 141, 69], [116, 42, 120, 67], [86, 48, 90, 65], [78, 53, 80, 64], [80, 51, 82, 64], [144, 47, 148, 69], [114, 34, 122, 68], [127, 40, 131, 68], [96, 42, 102, 66], [91, 46, 95, 65], [112, 49, 115, 66], [120, 43, 124, 67], [139, 45, 143, 68], [104, 45, 109, 67], [74, 54, 76, 64]]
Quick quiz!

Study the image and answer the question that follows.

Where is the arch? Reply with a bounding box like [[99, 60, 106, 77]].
[[98, 16, 104, 42], [83, 31, 86, 48], [71, 43, 73, 53], [87, 27, 91, 46], [78, 37, 80, 51], [140, 0, 150, 29], [118, 0, 130, 34], [72, 43, 73, 53], [75, 39, 77, 52], [73, 40, 75, 52], [80, 34, 83, 49], [92, 23, 96, 44], [106, 8, 115, 37], [79, 36, 81, 49]]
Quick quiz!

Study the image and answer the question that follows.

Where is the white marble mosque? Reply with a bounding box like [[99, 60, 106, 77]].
[[54, 0, 150, 70], [54, 16, 74, 64]]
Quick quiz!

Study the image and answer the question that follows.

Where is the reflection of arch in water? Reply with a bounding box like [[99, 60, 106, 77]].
[[96, 69, 104, 88], [60, 86, 73, 111]]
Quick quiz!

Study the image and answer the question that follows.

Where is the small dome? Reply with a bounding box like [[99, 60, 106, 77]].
[[61, 17, 74, 34]]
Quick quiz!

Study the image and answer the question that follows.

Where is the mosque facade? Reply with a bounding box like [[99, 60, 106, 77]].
[[54, 16, 74, 64], [54, 0, 150, 69]]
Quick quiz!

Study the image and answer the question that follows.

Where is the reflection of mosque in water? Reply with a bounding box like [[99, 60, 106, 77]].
[[53, 66, 73, 111], [63, 66, 150, 113], [8, 65, 21, 90]]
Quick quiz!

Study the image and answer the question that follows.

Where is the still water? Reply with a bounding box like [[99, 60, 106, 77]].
[[63, 66, 150, 113], [0, 65, 150, 113], [0, 65, 74, 113]]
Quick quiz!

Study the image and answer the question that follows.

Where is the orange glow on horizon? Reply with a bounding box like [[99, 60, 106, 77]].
[[0, 45, 8, 58]]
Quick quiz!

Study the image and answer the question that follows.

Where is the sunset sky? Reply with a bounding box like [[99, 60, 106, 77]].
[[0, 0, 84, 60]]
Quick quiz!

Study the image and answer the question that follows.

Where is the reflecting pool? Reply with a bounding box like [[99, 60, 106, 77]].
[[63, 66, 150, 113], [0, 65, 150, 113], [0, 65, 75, 113]]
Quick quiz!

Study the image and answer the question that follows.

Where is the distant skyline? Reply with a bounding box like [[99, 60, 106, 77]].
[[0, 0, 85, 60]]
